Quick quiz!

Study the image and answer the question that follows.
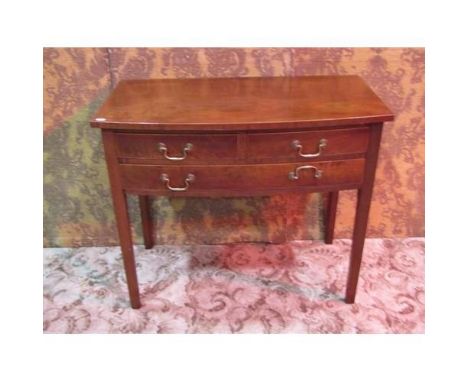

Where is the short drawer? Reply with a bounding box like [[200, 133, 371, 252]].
[[246, 127, 369, 163], [115, 133, 238, 163], [119, 159, 365, 195]]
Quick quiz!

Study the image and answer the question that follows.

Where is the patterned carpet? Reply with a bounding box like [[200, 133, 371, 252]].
[[43, 238, 424, 334]]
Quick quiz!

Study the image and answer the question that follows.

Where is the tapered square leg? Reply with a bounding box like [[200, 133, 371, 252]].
[[139, 195, 154, 249], [344, 124, 383, 304], [102, 131, 141, 309], [325, 191, 338, 244], [345, 189, 372, 304], [109, 189, 141, 309]]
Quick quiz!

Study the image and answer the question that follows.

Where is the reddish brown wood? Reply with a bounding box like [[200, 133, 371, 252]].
[[325, 191, 339, 244], [138, 195, 154, 249], [115, 133, 238, 163], [246, 128, 369, 163], [119, 159, 366, 195], [92, 76, 394, 308], [90, 76, 393, 131], [101, 130, 141, 309], [345, 124, 383, 304], [126, 184, 361, 198], [237, 132, 248, 160]]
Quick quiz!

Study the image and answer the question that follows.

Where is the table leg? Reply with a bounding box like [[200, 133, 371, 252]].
[[345, 124, 383, 304], [110, 190, 141, 309], [139, 195, 154, 249], [324, 191, 338, 244], [344, 189, 373, 303], [102, 130, 141, 309]]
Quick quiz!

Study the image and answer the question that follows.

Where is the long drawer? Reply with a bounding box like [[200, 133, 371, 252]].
[[119, 159, 365, 195]]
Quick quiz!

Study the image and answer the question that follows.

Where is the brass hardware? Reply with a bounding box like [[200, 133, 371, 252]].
[[160, 173, 195, 191], [288, 165, 323, 181], [158, 142, 193, 161], [291, 138, 327, 158]]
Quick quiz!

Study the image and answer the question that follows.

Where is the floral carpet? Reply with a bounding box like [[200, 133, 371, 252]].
[[43, 238, 424, 334]]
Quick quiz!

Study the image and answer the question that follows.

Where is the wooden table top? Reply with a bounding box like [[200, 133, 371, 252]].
[[91, 75, 394, 131]]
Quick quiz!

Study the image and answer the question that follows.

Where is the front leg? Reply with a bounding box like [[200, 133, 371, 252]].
[[345, 124, 382, 304], [345, 188, 372, 304], [111, 190, 142, 309], [102, 131, 141, 309]]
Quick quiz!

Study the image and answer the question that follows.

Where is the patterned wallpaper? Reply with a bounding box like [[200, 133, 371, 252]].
[[43, 48, 425, 247]]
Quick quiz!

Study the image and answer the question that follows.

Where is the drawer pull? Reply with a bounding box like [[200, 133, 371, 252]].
[[288, 165, 323, 181], [158, 142, 193, 161], [291, 138, 327, 158], [160, 173, 195, 191]]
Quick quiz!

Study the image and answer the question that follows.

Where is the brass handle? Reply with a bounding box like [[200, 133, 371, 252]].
[[160, 173, 195, 192], [291, 138, 327, 158], [158, 142, 193, 161], [288, 165, 323, 181]]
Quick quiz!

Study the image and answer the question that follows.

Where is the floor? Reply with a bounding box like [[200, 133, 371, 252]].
[[43, 238, 424, 334]]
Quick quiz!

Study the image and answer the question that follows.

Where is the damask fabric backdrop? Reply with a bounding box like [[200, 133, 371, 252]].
[[43, 48, 425, 247]]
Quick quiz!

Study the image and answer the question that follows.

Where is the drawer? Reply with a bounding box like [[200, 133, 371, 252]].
[[246, 127, 369, 163], [120, 159, 365, 194], [115, 133, 238, 163]]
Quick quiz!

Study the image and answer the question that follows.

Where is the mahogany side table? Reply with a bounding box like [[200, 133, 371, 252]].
[[90, 75, 394, 309]]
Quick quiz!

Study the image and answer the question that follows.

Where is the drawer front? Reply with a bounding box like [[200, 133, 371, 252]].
[[115, 133, 238, 163], [120, 159, 365, 194], [246, 127, 369, 162]]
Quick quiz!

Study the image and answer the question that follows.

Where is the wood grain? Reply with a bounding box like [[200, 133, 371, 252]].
[[92, 75, 394, 308], [90, 76, 394, 131], [101, 130, 141, 309], [115, 132, 238, 163], [345, 124, 383, 303], [119, 159, 365, 195], [246, 127, 369, 163]]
